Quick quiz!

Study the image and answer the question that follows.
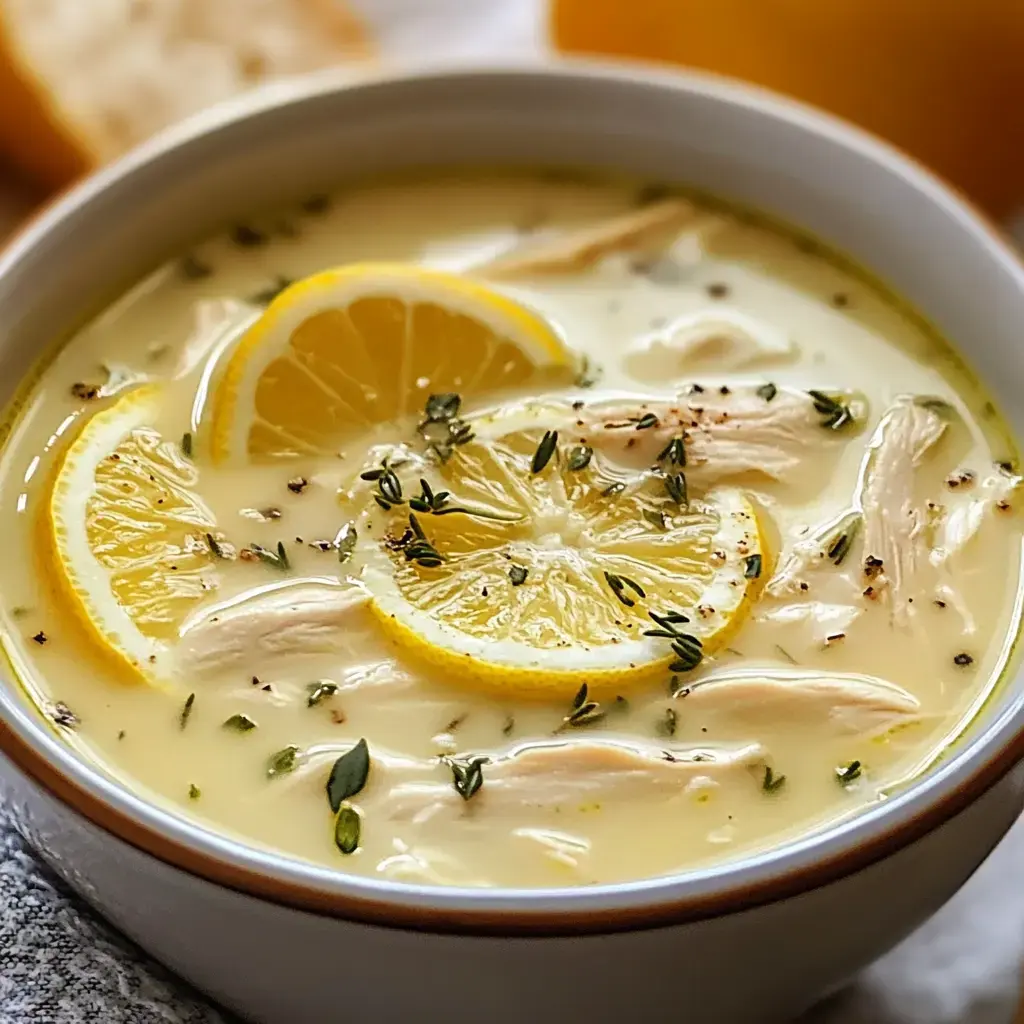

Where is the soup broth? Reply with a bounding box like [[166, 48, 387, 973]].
[[1, 172, 1019, 888]]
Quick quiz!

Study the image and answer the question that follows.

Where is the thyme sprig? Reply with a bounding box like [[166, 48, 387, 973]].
[[643, 610, 703, 672], [249, 541, 290, 571], [808, 390, 855, 430], [603, 571, 646, 607], [403, 514, 445, 568], [417, 393, 474, 463], [409, 477, 522, 523], [557, 682, 606, 731]]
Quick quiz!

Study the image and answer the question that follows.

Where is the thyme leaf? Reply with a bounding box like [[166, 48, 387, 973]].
[[567, 445, 593, 471], [509, 564, 528, 586], [335, 523, 358, 563], [250, 542, 290, 571], [307, 681, 339, 708], [835, 760, 862, 786], [223, 713, 257, 732], [188, 784, 202, 800], [762, 766, 787, 793], [656, 707, 678, 737], [825, 513, 862, 566], [444, 755, 488, 801], [181, 432, 193, 457], [657, 436, 686, 467], [635, 412, 660, 430], [532, 430, 559, 474], [179, 692, 195, 730], [603, 571, 645, 606], [267, 745, 300, 778], [744, 554, 763, 579], [334, 805, 361, 855], [326, 738, 370, 813], [757, 383, 778, 403], [664, 472, 688, 506], [807, 390, 855, 431]]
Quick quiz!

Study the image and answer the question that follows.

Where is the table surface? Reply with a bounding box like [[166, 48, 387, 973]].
[[1, 1, 1023, 1020]]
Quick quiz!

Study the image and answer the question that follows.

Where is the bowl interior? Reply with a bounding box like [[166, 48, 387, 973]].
[[2, 61, 1024, 926]]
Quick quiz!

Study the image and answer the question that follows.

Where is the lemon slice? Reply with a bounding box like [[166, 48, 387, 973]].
[[46, 386, 217, 677], [208, 263, 575, 463], [357, 406, 765, 700]]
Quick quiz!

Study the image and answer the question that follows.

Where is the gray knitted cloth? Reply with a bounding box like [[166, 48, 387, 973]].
[[3, 806, 1023, 1024], [0, 815, 229, 1024]]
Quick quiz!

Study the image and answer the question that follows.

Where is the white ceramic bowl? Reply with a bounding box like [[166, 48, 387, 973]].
[[2, 62, 1024, 1024]]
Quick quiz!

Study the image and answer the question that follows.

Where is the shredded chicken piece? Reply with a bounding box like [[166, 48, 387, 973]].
[[860, 400, 947, 623], [767, 399, 946, 621], [931, 469, 1021, 567], [384, 740, 766, 824], [755, 601, 863, 645], [584, 384, 846, 486], [680, 669, 919, 735], [474, 199, 695, 278], [625, 309, 796, 382], [176, 580, 371, 676]]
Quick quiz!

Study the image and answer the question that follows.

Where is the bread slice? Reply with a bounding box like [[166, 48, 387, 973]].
[[0, 0, 372, 189]]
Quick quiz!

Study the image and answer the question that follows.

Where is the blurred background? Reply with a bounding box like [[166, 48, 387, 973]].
[[2, 0, 1024, 233]]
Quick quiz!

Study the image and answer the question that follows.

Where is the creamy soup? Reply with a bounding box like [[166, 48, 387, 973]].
[[0, 172, 1020, 888]]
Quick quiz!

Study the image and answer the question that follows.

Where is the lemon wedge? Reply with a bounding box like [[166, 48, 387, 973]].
[[208, 263, 575, 463], [355, 405, 765, 700], [46, 386, 217, 677]]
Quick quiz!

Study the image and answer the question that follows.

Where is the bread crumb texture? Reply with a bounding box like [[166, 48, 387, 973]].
[[0, 0, 372, 188]]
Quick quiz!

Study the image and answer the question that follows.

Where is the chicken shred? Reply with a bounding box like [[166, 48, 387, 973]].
[[767, 398, 946, 626], [176, 580, 371, 676], [860, 400, 947, 623], [680, 669, 920, 735], [383, 740, 767, 824], [582, 384, 852, 488], [474, 199, 695, 278]]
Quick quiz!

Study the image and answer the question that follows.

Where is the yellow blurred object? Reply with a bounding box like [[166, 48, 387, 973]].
[[552, 0, 1024, 219]]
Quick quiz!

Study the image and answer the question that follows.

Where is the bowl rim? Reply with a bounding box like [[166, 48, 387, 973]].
[[2, 57, 1024, 936]]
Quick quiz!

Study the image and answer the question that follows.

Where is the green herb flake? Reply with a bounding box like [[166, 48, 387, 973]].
[[267, 745, 301, 779], [502, 715, 515, 737], [757, 383, 778, 403], [334, 805, 362, 855], [835, 760, 862, 786], [656, 436, 686, 467], [509, 564, 528, 586], [181, 432, 193, 457], [603, 571, 645, 607], [188, 784, 202, 800], [635, 412, 660, 430], [559, 682, 606, 730], [532, 430, 559, 474], [326, 738, 370, 813], [205, 532, 229, 559], [179, 692, 195, 730], [808, 390, 855, 431], [567, 445, 593, 471], [744, 554, 762, 579], [335, 523, 358, 563], [223, 713, 257, 732], [602, 481, 627, 498], [656, 707, 678, 737], [445, 755, 488, 801], [762, 766, 787, 793], [826, 514, 862, 566], [664, 472, 688, 506], [307, 681, 339, 708]]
